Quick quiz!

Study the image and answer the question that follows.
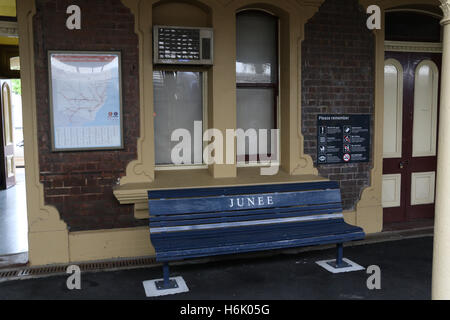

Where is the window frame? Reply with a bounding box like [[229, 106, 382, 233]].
[[235, 9, 280, 166]]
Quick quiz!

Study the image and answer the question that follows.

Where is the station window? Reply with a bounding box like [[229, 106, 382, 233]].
[[236, 10, 279, 164], [153, 71, 207, 168]]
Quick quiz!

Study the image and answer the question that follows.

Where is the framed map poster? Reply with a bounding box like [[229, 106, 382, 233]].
[[48, 51, 123, 151]]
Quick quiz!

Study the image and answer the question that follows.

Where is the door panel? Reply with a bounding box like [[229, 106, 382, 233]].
[[0, 80, 15, 189], [383, 52, 441, 225], [382, 174, 401, 208], [410, 171, 436, 206]]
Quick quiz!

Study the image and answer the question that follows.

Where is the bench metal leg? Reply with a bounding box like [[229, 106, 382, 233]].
[[155, 263, 179, 290], [336, 243, 343, 266], [334, 243, 350, 268], [317, 244, 364, 273], [163, 263, 170, 287]]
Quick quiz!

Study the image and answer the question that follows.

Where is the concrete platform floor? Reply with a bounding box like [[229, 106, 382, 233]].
[[0, 168, 28, 256], [0, 236, 433, 300]]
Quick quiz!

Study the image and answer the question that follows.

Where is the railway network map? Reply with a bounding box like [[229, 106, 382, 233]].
[[49, 52, 122, 150]]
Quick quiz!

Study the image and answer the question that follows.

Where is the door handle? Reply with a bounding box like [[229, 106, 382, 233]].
[[399, 161, 409, 169]]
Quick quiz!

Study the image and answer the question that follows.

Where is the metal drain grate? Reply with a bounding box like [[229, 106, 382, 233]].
[[0, 256, 158, 282], [17, 265, 67, 277], [0, 270, 20, 278]]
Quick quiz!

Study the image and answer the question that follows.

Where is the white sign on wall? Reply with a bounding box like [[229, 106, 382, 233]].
[[48, 51, 123, 151]]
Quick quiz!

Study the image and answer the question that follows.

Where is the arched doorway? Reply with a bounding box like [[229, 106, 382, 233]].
[[382, 8, 443, 227]]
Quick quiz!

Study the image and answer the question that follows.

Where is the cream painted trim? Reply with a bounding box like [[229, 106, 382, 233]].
[[385, 41, 443, 53], [343, 210, 357, 226], [383, 59, 403, 159], [0, 20, 18, 38], [17, 0, 70, 266], [355, 6, 384, 234], [413, 60, 439, 157], [119, 0, 156, 185]]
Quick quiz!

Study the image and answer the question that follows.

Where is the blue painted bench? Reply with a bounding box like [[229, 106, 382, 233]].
[[148, 181, 365, 289]]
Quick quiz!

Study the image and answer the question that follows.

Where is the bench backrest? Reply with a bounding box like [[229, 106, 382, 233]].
[[148, 181, 343, 235]]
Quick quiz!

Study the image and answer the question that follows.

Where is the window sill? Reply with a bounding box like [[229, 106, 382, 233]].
[[113, 167, 327, 219], [155, 164, 209, 171]]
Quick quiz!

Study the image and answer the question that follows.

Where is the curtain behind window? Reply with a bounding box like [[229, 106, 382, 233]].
[[153, 71, 203, 165]]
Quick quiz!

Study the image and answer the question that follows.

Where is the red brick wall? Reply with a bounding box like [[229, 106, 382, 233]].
[[32, 0, 374, 230], [301, 0, 375, 210], [33, 0, 144, 231]]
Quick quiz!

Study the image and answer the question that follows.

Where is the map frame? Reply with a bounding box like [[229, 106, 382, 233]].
[[48, 50, 124, 152]]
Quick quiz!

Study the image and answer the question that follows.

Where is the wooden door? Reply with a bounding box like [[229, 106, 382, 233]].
[[382, 52, 441, 224], [0, 80, 16, 190]]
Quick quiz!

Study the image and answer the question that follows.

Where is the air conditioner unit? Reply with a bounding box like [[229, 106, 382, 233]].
[[153, 25, 214, 66]]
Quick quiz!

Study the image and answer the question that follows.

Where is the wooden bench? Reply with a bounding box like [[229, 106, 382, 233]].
[[148, 181, 365, 290]]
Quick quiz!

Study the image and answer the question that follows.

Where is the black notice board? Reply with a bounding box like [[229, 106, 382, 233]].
[[317, 114, 371, 165]]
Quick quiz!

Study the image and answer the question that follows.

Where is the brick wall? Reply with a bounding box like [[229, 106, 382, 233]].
[[33, 0, 144, 231], [301, 0, 375, 210], [32, 0, 374, 230]]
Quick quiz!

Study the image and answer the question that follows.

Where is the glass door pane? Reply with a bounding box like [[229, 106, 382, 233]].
[[412, 61, 438, 157]]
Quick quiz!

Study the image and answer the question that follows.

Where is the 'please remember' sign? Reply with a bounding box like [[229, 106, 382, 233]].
[[317, 114, 371, 165]]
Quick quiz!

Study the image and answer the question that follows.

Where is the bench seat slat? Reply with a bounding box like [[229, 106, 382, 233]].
[[152, 220, 362, 252], [150, 213, 343, 233], [151, 217, 353, 244], [149, 189, 341, 216], [155, 231, 365, 262], [149, 203, 342, 223], [149, 207, 342, 228], [148, 181, 339, 199]]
